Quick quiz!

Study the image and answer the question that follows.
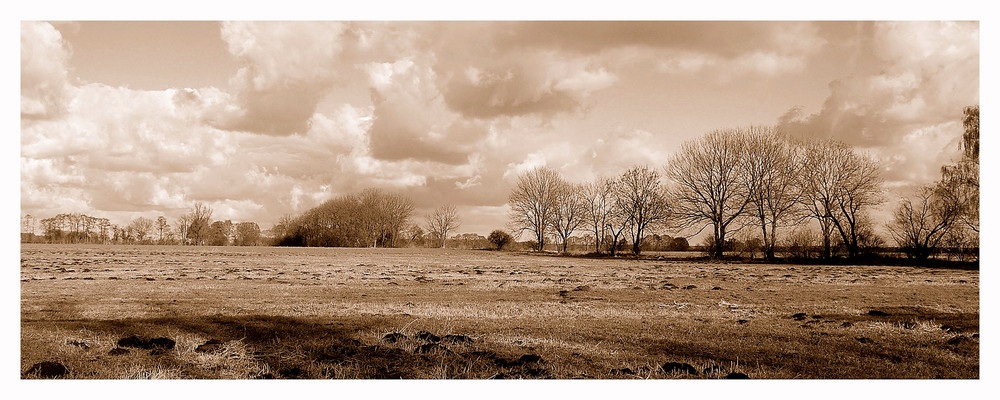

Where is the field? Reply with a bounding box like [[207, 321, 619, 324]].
[[20, 244, 979, 379]]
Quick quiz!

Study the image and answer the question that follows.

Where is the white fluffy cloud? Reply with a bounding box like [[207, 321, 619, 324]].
[[21, 22, 73, 119], [778, 21, 978, 187]]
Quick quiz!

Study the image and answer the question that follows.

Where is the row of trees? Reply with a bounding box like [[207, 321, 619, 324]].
[[509, 126, 886, 259], [22, 202, 263, 246]]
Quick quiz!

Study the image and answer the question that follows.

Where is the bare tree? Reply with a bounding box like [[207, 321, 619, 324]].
[[97, 218, 111, 244], [740, 127, 804, 260], [357, 188, 414, 248], [799, 140, 840, 258], [186, 202, 214, 245], [604, 179, 631, 257], [404, 223, 425, 247], [425, 205, 461, 248], [129, 217, 154, 243], [155, 216, 169, 243], [800, 140, 883, 258], [175, 214, 191, 245], [832, 148, 883, 258], [665, 129, 750, 258], [550, 181, 587, 253], [508, 166, 562, 251], [380, 191, 415, 248], [582, 176, 616, 254], [616, 165, 671, 256], [21, 214, 36, 235], [889, 186, 963, 260]]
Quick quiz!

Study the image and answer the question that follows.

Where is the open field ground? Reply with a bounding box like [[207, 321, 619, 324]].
[[21, 244, 979, 379]]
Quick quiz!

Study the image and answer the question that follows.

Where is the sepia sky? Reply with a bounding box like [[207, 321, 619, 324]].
[[20, 20, 979, 236]]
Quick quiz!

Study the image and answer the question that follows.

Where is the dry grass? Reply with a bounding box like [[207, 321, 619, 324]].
[[21, 244, 979, 379]]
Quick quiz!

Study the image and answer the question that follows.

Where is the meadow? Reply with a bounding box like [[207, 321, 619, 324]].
[[20, 244, 979, 379]]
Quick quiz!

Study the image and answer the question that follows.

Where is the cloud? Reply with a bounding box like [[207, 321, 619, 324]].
[[21, 21, 74, 119], [363, 59, 482, 164], [777, 21, 978, 187], [439, 51, 618, 119], [214, 22, 351, 135]]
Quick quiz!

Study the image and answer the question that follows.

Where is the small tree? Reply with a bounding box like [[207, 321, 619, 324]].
[[155, 216, 169, 243], [888, 186, 962, 260], [488, 230, 513, 250], [425, 205, 461, 248], [582, 177, 617, 254]]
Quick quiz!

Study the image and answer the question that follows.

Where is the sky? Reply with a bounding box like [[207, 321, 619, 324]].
[[20, 20, 980, 237]]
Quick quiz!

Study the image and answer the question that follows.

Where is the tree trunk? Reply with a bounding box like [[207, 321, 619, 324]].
[[714, 223, 725, 259]]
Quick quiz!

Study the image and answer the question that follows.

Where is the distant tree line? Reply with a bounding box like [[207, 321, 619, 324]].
[[22, 202, 262, 246]]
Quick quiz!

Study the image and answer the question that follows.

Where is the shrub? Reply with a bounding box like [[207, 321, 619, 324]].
[[487, 230, 513, 250]]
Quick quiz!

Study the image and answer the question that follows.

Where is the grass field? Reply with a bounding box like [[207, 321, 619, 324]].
[[20, 244, 979, 379]]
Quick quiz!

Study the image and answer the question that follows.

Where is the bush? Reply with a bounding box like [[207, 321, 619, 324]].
[[487, 230, 513, 250]]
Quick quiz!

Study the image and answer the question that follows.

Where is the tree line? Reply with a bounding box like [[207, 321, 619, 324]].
[[22, 202, 262, 246], [508, 108, 978, 261]]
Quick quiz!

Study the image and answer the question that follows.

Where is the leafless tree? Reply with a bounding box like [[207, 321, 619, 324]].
[[616, 165, 671, 256], [832, 147, 883, 258], [550, 181, 587, 253], [665, 129, 750, 259], [175, 214, 191, 245], [582, 176, 616, 254], [508, 166, 562, 251], [425, 204, 461, 248], [186, 202, 214, 245], [357, 188, 414, 248], [740, 127, 804, 259], [604, 181, 631, 257], [97, 218, 110, 244], [21, 214, 36, 235], [888, 186, 963, 260], [404, 223, 425, 247], [129, 217, 154, 242], [800, 140, 883, 258], [155, 216, 169, 243]]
